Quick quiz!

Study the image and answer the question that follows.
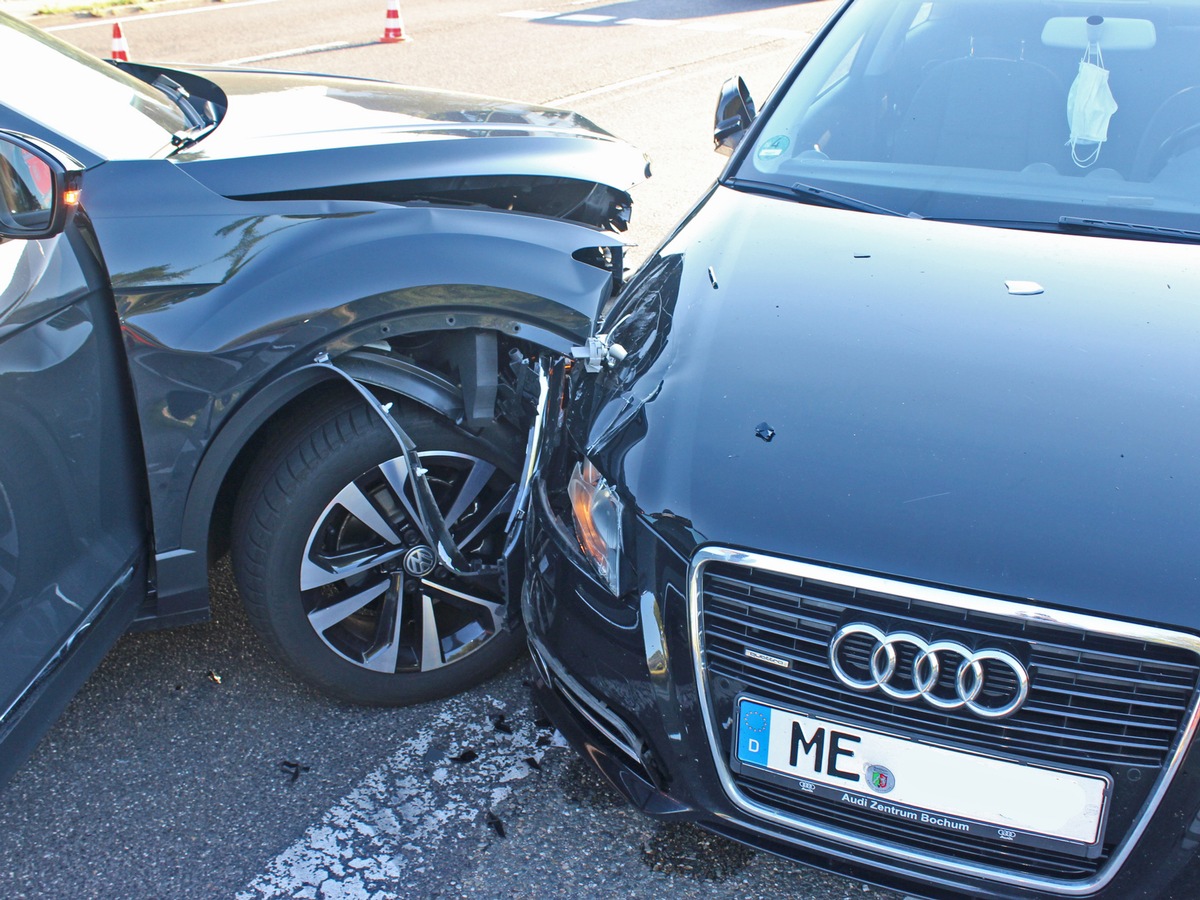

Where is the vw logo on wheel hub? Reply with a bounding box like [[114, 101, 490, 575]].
[[402, 545, 437, 578], [828, 623, 1030, 720]]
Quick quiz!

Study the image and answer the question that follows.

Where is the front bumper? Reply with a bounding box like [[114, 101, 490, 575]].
[[522, 481, 1200, 900]]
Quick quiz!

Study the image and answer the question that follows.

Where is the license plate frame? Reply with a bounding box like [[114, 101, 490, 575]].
[[731, 696, 1111, 859]]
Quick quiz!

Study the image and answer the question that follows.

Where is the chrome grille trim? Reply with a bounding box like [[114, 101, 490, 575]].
[[528, 635, 645, 766], [687, 547, 1200, 896]]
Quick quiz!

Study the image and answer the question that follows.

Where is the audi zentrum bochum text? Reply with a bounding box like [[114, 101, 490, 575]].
[[524, 0, 1200, 897], [0, 11, 646, 784]]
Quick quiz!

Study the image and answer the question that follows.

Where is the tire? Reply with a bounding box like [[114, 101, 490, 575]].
[[232, 400, 525, 705]]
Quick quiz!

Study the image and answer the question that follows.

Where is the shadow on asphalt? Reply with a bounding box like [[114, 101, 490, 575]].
[[529, 0, 823, 26]]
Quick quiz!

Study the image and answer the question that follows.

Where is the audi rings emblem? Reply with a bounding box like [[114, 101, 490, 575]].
[[828, 623, 1030, 720]]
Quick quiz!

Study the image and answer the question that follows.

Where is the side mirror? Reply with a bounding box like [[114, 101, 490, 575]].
[[0, 133, 72, 240], [713, 77, 756, 156]]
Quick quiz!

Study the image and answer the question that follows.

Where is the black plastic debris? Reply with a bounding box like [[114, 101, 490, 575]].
[[533, 715, 554, 730], [279, 760, 310, 782], [485, 810, 507, 838], [755, 422, 775, 443], [206, 670, 223, 684], [491, 713, 514, 735], [450, 748, 479, 764], [524, 756, 542, 771]]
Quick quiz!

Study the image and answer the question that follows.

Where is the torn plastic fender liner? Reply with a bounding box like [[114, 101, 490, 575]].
[[308, 350, 549, 609], [336, 349, 465, 423], [307, 353, 478, 578], [505, 358, 550, 546]]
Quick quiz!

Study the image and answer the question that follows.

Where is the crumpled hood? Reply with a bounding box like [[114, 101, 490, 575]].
[[588, 186, 1200, 623], [167, 67, 649, 197]]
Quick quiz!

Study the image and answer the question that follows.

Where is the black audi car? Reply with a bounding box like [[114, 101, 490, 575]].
[[0, 11, 646, 785], [524, 0, 1200, 897]]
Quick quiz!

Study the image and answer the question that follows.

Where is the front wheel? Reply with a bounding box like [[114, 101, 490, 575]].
[[232, 401, 524, 705]]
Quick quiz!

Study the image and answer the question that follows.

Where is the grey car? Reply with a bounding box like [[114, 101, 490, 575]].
[[0, 10, 645, 784]]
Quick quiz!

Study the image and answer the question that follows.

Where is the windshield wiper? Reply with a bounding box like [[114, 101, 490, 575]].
[[1058, 216, 1200, 243], [153, 74, 209, 129], [168, 122, 218, 154], [790, 181, 914, 218], [151, 74, 221, 153], [726, 177, 912, 217]]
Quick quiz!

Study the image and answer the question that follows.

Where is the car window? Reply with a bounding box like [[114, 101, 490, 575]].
[[0, 16, 184, 159], [737, 0, 1200, 234], [817, 34, 863, 96]]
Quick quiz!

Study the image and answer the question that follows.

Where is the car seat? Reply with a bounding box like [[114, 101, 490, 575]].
[[891, 56, 1064, 171], [1131, 85, 1200, 181]]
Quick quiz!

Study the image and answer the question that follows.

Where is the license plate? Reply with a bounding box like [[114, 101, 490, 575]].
[[733, 698, 1110, 855]]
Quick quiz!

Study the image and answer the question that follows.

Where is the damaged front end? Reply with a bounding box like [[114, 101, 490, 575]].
[[0, 8, 657, 736], [309, 339, 549, 592], [235, 175, 634, 234]]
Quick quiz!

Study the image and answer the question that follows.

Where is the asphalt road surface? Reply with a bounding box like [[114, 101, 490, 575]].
[[0, 2, 905, 898]]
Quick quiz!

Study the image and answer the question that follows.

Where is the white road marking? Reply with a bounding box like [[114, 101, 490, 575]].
[[45, 0, 284, 32], [615, 17, 680, 27], [238, 694, 561, 900], [499, 8, 811, 44], [750, 28, 814, 41], [537, 8, 816, 109], [682, 21, 747, 33], [498, 9, 562, 19], [556, 13, 617, 22], [219, 41, 353, 66], [548, 68, 675, 106]]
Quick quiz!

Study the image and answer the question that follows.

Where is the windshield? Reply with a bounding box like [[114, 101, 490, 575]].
[[735, 0, 1200, 234], [0, 14, 185, 159]]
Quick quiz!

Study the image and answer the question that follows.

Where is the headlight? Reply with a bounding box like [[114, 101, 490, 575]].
[[567, 458, 623, 594]]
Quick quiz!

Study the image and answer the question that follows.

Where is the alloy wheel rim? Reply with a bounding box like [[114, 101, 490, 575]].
[[299, 450, 515, 674]]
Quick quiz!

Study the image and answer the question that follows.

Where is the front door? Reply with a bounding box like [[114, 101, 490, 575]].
[[0, 133, 148, 784]]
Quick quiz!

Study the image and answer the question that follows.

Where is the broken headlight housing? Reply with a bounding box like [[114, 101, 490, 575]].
[[567, 458, 623, 595]]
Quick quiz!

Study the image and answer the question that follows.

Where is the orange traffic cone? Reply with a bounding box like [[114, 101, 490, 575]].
[[380, 0, 411, 43], [111, 21, 130, 61]]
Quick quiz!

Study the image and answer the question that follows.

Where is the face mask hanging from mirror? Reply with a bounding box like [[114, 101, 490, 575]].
[[1067, 42, 1118, 168]]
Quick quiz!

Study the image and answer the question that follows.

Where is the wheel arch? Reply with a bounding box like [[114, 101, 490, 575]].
[[153, 313, 565, 628]]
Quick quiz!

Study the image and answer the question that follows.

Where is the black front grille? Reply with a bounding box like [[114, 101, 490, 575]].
[[697, 559, 1200, 882]]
